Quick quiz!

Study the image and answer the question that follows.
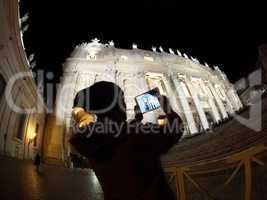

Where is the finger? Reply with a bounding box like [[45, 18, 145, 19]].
[[134, 105, 141, 113]]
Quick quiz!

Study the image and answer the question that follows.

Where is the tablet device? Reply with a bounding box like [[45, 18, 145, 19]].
[[135, 88, 161, 114]]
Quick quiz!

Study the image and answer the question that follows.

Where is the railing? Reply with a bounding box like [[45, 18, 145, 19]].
[[164, 144, 267, 200]]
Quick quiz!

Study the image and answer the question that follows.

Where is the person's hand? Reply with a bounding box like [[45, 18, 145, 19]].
[[72, 107, 95, 128], [159, 95, 173, 114], [158, 96, 183, 132], [72, 107, 85, 123], [134, 105, 143, 122]]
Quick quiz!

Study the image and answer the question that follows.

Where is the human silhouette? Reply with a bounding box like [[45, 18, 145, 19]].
[[34, 153, 41, 173], [70, 81, 183, 200]]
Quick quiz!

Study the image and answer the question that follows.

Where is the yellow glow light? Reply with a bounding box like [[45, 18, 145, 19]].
[[158, 118, 167, 126], [72, 107, 96, 128], [28, 128, 36, 140]]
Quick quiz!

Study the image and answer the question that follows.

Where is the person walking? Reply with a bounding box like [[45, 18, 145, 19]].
[[34, 153, 41, 173]]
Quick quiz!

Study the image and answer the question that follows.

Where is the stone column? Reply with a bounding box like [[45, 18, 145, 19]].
[[162, 74, 188, 135], [46, 71, 77, 163], [43, 113, 65, 165], [185, 77, 209, 130], [226, 88, 240, 111], [217, 84, 234, 114], [56, 72, 79, 126], [199, 79, 221, 123], [55, 72, 77, 125], [162, 75, 183, 115], [171, 73, 198, 134], [233, 89, 243, 109], [228, 86, 243, 111], [116, 72, 136, 120], [207, 81, 228, 119], [49, 71, 97, 163]]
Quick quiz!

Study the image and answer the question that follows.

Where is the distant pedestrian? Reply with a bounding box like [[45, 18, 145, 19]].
[[34, 153, 41, 173], [66, 154, 73, 169]]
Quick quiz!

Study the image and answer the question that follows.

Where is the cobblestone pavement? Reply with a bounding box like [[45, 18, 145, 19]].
[[0, 156, 104, 200]]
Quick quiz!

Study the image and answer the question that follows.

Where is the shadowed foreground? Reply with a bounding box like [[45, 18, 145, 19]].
[[0, 157, 103, 200], [1, 97, 267, 200]]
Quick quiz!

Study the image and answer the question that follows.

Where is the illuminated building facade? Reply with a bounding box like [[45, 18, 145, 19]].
[[46, 39, 243, 161], [0, 0, 47, 160]]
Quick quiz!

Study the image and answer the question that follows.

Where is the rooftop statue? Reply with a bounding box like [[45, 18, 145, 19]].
[[20, 13, 29, 24], [214, 65, 221, 71], [86, 38, 103, 57], [183, 53, 189, 59], [28, 53, 35, 63], [169, 48, 175, 55], [159, 46, 164, 52], [21, 24, 29, 34], [191, 57, 200, 64], [152, 46, 157, 52], [91, 38, 100, 44], [108, 41, 115, 47], [176, 49, 182, 56], [30, 61, 36, 69], [132, 43, 138, 49]]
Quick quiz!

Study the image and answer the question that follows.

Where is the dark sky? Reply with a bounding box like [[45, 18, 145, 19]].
[[20, 0, 267, 84]]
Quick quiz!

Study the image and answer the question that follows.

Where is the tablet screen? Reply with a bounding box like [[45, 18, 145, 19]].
[[135, 89, 161, 113]]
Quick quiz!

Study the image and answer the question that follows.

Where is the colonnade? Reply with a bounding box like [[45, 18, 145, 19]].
[[55, 69, 243, 137], [47, 67, 244, 162]]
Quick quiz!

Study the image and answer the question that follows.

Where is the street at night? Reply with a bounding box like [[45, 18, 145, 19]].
[[0, 157, 103, 200]]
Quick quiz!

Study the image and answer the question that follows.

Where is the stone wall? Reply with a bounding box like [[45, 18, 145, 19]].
[[0, 0, 47, 160]]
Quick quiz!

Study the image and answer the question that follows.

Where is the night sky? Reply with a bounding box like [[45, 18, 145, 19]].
[[20, 0, 266, 85]]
